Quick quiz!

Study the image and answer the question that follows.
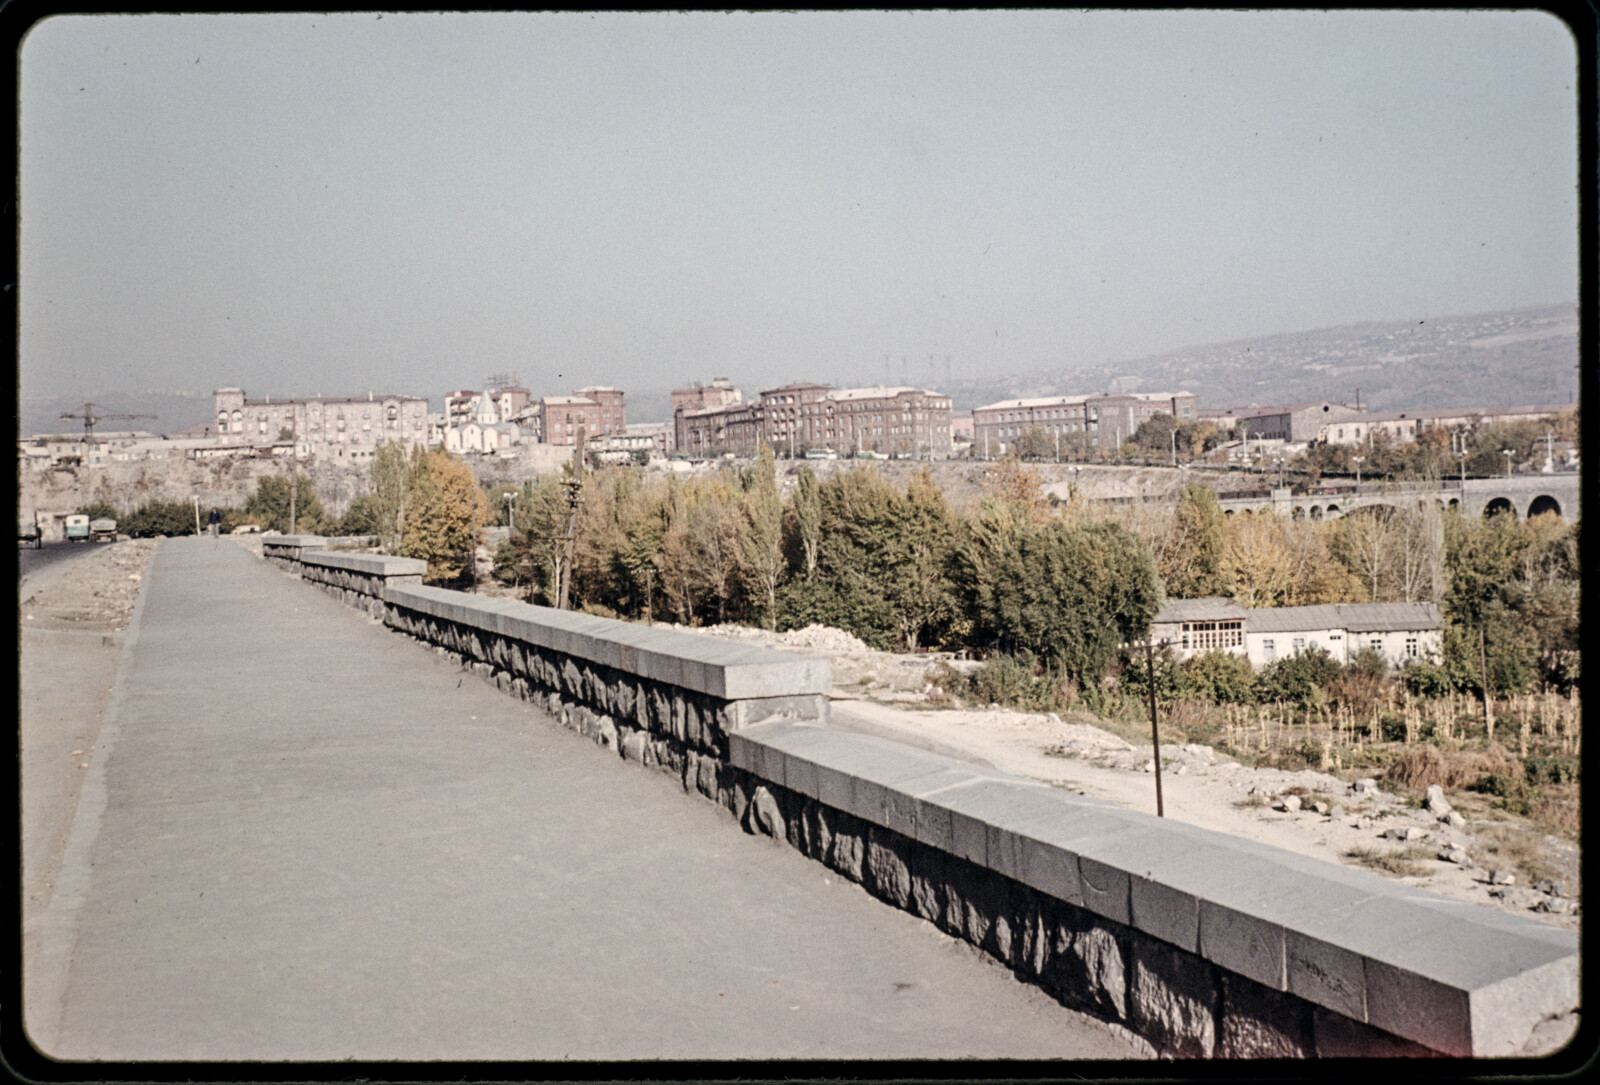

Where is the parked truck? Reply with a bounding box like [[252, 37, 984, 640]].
[[64, 514, 90, 542], [90, 518, 118, 543], [19, 507, 42, 548]]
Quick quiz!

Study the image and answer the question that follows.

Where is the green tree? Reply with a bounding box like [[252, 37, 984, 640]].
[[964, 515, 1161, 704], [796, 467, 906, 646], [886, 469, 964, 650], [245, 473, 326, 534], [333, 491, 384, 537]]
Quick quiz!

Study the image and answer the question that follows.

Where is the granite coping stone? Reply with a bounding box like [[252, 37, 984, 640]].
[[380, 584, 830, 699], [263, 535, 327, 548], [727, 716, 1578, 1056], [300, 550, 428, 576]]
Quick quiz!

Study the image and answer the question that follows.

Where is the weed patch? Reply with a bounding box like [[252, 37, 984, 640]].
[[1344, 846, 1430, 878]]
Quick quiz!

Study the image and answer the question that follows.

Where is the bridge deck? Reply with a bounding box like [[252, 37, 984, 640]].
[[22, 536, 1144, 1062]]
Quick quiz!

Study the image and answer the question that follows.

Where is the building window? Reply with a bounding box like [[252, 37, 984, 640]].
[[1292, 637, 1305, 654], [1263, 639, 1276, 660], [1371, 639, 1383, 654], [1405, 637, 1419, 658]]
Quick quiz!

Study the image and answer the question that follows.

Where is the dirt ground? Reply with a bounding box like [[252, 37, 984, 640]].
[[26, 538, 1576, 935], [676, 621, 1581, 932], [20, 538, 159, 928]]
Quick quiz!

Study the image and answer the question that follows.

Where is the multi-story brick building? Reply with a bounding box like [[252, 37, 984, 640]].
[[675, 380, 952, 458], [533, 386, 628, 446], [972, 390, 1197, 456], [212, 388, 429, 462], [811, 386, 953, 457], [671, 377, 744, 453]]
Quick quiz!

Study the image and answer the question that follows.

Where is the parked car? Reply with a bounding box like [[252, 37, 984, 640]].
[[18, 507, 41, 548], [804, 448, 838, 460], [89, 518, 118, 542], [64, 514, 90, 542]]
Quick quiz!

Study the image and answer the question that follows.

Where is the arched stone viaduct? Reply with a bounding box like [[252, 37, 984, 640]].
[[1214, 474, 1580, 522]]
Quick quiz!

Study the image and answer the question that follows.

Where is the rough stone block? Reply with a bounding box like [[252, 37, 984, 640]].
[[1217, 971, 1314, 1058], [863, 825, 914, 910], [1047, 917, 1127, 1022], [1312, 1006, 1438, 1058], [1130, 931, 1217, 1057], [747, 785, 784, 838]]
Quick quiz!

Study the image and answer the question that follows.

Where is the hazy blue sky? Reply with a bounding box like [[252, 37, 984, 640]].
[[19, 10, 1579, 401]]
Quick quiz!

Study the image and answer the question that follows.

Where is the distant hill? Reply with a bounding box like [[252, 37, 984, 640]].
[[18, 303, 1578, 436], [942, 302, 1579, 413]]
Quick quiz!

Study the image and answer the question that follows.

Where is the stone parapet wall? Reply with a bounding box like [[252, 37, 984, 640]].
[[729, 721, 1577, 1058], [379, 585, 829, 765], [298, 551, 426, 618], [262, 535, 328, 572], [265, 546, 1578, 1059]]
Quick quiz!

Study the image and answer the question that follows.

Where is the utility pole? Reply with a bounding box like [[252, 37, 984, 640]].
[[557, 427, 586, 610], [1144, 639, 1165, 817], [1481, 625, 1494, 742]]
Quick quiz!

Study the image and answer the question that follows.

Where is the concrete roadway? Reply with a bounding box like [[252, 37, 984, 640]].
[[23, 536, 1147, 1063]]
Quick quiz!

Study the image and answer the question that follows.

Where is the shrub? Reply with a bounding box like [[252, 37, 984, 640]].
[[1474, 772, 1535, 816], [122, 499, 199, 538], [1399, 659, 1456, 699], [74, 500, 120, 521], [965, 651, 1077, 713], [1115, 644, 1183, 706], [1179, 650, 1257, 705], [1522, 754, 1580, 786], [1254, 647, 1342, 706], [1325, 667, 1390, 717], [1384, 743, 1522, 792]]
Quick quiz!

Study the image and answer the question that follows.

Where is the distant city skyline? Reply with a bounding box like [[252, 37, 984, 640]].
[[19, 11, 1580, 401]]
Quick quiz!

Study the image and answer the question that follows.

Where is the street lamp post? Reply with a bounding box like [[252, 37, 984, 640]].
[[1352, 455, 1363, 491], [1169, 426, 1177, 467], [1503, 450, 1514, 479]]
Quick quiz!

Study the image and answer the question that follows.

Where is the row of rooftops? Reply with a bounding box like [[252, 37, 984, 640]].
[[1153, 597, 1441, 633], [1199, 400, 1575, 424], [675, 382, 950, 420]]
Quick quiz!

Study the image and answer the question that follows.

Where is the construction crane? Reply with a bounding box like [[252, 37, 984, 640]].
[[59, 402, 157, 440]]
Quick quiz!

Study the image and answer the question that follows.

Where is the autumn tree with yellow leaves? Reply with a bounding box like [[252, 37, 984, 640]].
[[400, 448, 492, 585]]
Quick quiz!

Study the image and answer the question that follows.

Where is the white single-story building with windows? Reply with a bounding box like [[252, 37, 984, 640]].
[[1149, 598, 1441, 669]]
